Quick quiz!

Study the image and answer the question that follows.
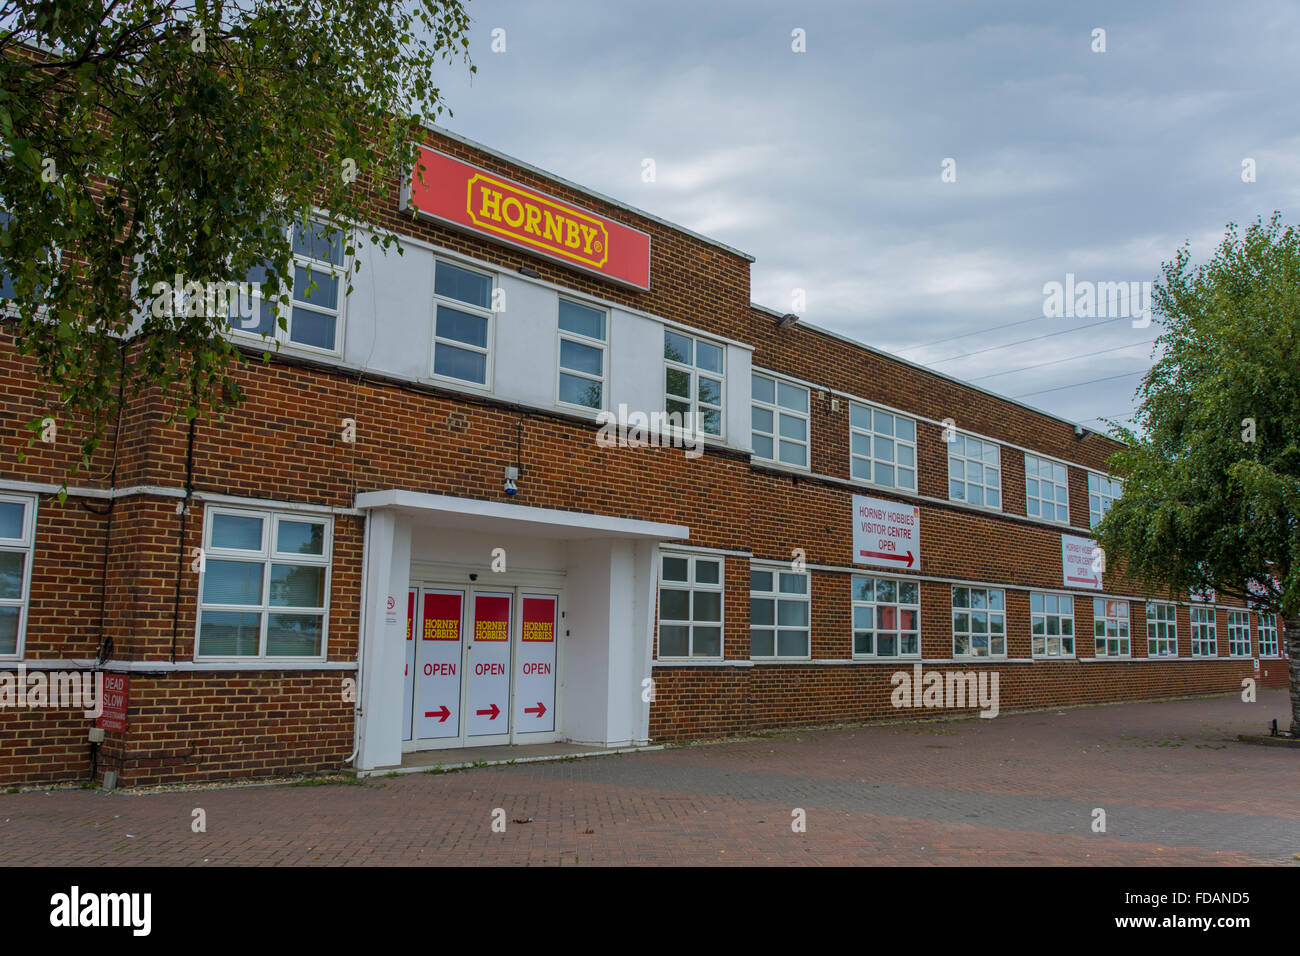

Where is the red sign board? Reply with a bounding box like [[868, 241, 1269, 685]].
[[403, 146, 652, 290], [97, 673, 129, 732], [521, 596, 556, 643]]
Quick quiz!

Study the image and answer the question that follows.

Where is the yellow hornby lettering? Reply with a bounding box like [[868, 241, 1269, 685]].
[[524, 205, 543, 236], [502, 196, 525, 228], [479, 188, 502, 221], [565, 220, 580, 249], [580, 224, 597, 254], [543, 210, 564, 244]]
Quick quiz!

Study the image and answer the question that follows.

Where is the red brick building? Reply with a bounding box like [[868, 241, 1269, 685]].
[[0, 127, 1286, 786]]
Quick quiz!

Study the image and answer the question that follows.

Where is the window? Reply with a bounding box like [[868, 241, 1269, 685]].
[[852, 576, 920, 658], [664, 329, 724, 436], [196, 509, 332, 659], [0, 210, 13, 300], [1087, 473, 1123, 528], [1227, 610, 1251, 657], [432, 259, 494, 386], [1145, 602, 1178, 657], [752, 374, 808, 467], [657, 553, 723, 659], [951, 586, 1005, 657], [229, 221, 348, 353], [948, 434, 1001, 509], [1024, 455, 1069, 523], [0, 493, 35, 657], [1030, 592, 1074, 657], [1092, 599, 1130, 657], [750, 567, 809, 659], [1259, 613, 1279, 657], [849, 403, 916, 491], [556, 298, 607, 410], [1190, 606, 1217, 657]]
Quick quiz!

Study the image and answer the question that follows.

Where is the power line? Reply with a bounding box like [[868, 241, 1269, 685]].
[[924, 316, 1132, 366], [1012, 369, 1146, 399], [967, 339, 1158, 382], [893, 314, 1045, 354]]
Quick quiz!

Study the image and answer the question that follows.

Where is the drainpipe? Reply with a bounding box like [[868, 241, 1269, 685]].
[[344, 508, 370, 765]]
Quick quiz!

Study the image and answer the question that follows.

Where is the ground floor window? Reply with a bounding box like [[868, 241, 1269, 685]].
[[852, 576, 919, 658], [750, 566, 809, 659], [1259, 613, 1279, 657], [0, 492, 36, 657], [1093, 599, 1130, 657], [952, 586, 1005, 658], [1190, 606, 1217, 657], [1030, 592, 1074, 657], [196, 507, 332, 659], [657, 552, 723, 659], [1145, 602, 1177, 657], [1227, 610, 1251, 657]]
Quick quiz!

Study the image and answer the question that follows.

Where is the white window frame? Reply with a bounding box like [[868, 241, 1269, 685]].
[[664, 328, 726, 439], [1087, 472, 1123, 529], [656, 551, 724, 661], [947, 433, 1002, 510], [1227, 610, 1251, 658], [227, 218, 350, 358], [1030, 591, 1075, 658], [1024, 454, 1069, 524], [1258, 613, 1280, 658], [1092, 598, 1131, 657], [0, 492, 37, 659], [555, 296, 608, 412], [751, 372, 809, 469], [431, 257, 496, 391], [849, 401, 918, 492], [1145, 601, 1178, 657], [951, 586, 1006, 658], [1189, 606, 1217, 657], [195, 506, 333, 663], [851, 575, 921, 659], [749, 563, 810, 660]]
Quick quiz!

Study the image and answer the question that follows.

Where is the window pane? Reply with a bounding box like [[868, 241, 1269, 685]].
[[874, 463, 894, 486], [435, 261, 492, 309], [693, 627, 721, 657], [777, 382, 807, 413], [777, 600, 807, 626], [660, 589, 689, 620], [750, 570, 773, 591], [895, 416, 915, 442], [693, 591, 721, 622], [0, 502, 24, 539], [292, 223, 344, 264], [270, 564, 325, 608], [436, 305, 488, 348], [750, 597, 774, 626], [750, 630, 775, 657], [289, 307, 337, 351], [662, 557, 689, 582], [752, 374, 774, 404], [559, 374, 602, 408], [292, 266, 338, 309], [700, 409, 722, 435], [777, 631, 808, 657], [276, 521, 323, 556], [665, 367, 690, 399], [778, 442, 806, 467], [0, 606, 17, 654], [659, 625, 688, 657], [559, 338, 603, 376], [849, 404, 871, 429], [695, 560, 720, 584], [197, 611, 261, 656], [853, 605, 873, 629], [778, 414, 805, 442], [752, 406, 774, 433], [698, 376, 722, 406], [266, 613, 323, 656], [434, 343, 487, 384], [203, 560, 263, 605], [0, 551, 23, 600], [778, 573, 807, 595], [900, 582, 919, 604], [664, 330, 692, 363], [558, 299, 605, 339], [752, 434, 774, 459], [696, 341, 723, 373], [212, 513, 263, 551]]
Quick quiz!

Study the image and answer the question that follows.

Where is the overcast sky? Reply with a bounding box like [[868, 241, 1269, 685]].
[[427, 0, 1299, 432]]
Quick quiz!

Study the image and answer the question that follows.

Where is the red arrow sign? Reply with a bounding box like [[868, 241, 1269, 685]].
[[1065, 575, 1098, 584], [423, 705, 450, 723], [524, 702, 547, 718], [859, 549, 914, 568], [475, 703, 500, 720]]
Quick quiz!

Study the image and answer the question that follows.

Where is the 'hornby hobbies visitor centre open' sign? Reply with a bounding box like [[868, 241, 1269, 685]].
[[402, 145, 653, 290]]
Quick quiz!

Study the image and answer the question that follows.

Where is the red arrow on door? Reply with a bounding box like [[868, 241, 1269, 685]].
[[476, 703, 500, 720], [524, 702, 547, 718], [423, 705, 451, 723], [859, 549, 914, 567]]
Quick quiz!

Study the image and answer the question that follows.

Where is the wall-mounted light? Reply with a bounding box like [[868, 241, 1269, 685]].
[[777, 312, 799, 329], [518, 266, 541, 279]]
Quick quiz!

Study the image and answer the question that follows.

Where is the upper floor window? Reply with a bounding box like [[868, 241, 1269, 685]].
[[432, 259, 494, 387], [1025, 455, 1069, 523], [952, 586, 1005, 658], [1227, 610, 1251, 657], [664, 329, 724, 437], [850, 403, 917, 491], [852, 575, 920, 658], [229, 221, 347, 354], [0, 493, 36, 657], [1259, 613, 1279, 657], [1146, 601, 1177, 657], [0, 210, 13, 300], [1189, 606, 1217, 657], [1093, 599, 1130, 657], [196, 508, 332, 660], [556, 298, 607, 410], [1087, 473, 1123, 528], [657, 552, 723, 660], [752, 373, 808, 467], [1030, 592, 1074, 657], [948, 434, 1001, 509], [750, 566, 809, 659]]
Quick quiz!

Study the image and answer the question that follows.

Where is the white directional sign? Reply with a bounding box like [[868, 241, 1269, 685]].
[[416, 589, 463, 739], [515, 594, 558, 733], [466, 592, 512, 737], [1061, 534, 1102, 590], [852, 494, 921, 570]]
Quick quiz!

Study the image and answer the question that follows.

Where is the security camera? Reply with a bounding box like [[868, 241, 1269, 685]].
[[504, 465, 519, 495]]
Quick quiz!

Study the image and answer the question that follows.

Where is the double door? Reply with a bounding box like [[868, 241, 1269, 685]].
[[402, 584, 561, 750]]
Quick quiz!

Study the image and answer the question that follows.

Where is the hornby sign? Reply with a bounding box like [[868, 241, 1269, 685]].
[[402, 146, 652, 289]]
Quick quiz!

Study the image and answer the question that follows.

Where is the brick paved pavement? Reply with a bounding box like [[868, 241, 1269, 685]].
[[2, 690, 1296, 865]]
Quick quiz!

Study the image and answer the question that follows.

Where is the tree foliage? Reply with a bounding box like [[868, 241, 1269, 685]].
[[0, 0, 473, 472]]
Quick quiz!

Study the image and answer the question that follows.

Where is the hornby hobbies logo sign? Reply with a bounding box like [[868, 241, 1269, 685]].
[[402, 146, 652, 290]]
